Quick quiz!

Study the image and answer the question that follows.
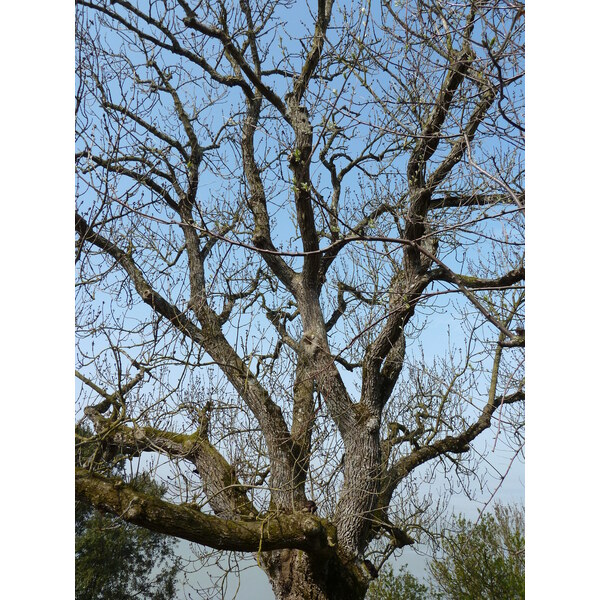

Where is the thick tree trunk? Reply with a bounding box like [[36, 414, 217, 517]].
[[262, 549, 369, 600]]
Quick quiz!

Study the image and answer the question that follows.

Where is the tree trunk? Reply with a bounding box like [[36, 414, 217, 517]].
[[262, 549, 369, 600]]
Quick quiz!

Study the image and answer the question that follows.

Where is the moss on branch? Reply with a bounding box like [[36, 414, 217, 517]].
[[75, 468, 336, 554]]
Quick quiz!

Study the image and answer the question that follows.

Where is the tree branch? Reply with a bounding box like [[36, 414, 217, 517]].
[[385, 389, 524, 495], [76, 468, 337, 553], [429, 264, 525, 290], [76, 211, 298, 509], [81, 410, 258, 518]]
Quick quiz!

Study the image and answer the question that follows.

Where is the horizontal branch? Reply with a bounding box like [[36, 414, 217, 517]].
[[429, 264, 525, 290], [416, 243, 519, 338], [429, 192, 524, 209], [76, 468, 337, 554]]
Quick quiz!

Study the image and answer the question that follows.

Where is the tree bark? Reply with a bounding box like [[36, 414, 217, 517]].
[[262, 548, 368, 600]]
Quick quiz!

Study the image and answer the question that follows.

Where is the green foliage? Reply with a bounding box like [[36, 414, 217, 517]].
[[367, 504, 524, 600], [75, 426, 182, 600], [367, 565, 438, 600], [429, 504, 524, 600]]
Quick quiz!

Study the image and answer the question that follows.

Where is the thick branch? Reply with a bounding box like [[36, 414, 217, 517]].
[[426, 85, 497, 191], [406, 44, 475, 188], [360, 271, 430, 412], [429, 192, 524, 210], [242, 97, 297, 291], [76, 212, 202, 336], [429, 264, 525, 290], [76, 468, 336, 553], [289, 0, 334, 104]]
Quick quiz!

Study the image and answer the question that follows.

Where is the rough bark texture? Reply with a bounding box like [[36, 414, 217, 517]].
[[263, 549, 368, 600]]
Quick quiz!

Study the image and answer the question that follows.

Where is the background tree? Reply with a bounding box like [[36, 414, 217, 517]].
[[429, 503, 525, 600], [366, 565, 437, 600], [367, 503, 524, 600], [76, 427, 182, 600], [75, 1, 524, 598]]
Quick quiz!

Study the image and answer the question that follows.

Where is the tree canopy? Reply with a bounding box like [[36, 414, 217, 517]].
[[75, 1, 524, 598]]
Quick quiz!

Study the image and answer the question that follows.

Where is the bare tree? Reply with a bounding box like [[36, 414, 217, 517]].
[[75, 1, 524, 598]]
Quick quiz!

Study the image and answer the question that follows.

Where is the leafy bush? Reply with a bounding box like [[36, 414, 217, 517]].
[[367, 504, 524, 600], [429, 504, 524, 600]]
